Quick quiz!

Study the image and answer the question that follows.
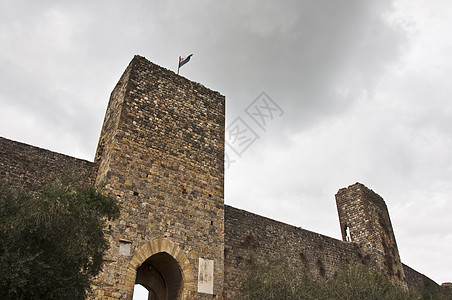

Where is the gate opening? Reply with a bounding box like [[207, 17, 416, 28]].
[[134, 252, 183, 300]]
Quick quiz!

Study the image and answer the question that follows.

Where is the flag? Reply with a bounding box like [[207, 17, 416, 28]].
[[179, 54, 193, 68]]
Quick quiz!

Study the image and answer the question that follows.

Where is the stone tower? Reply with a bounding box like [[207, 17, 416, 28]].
[[335, 183, 407, 288], [92, 55, 225, 299]]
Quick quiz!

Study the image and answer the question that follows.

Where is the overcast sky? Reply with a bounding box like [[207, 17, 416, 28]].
[[1, 0, 451, 289]]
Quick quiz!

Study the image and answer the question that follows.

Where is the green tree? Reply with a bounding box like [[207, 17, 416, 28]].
[[0, 177, 119, 299], [239, 256, 321, 300]]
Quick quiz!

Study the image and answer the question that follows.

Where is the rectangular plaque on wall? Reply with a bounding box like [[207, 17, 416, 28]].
[[119, 240, 131, 256], [197, 258, 214, 294]]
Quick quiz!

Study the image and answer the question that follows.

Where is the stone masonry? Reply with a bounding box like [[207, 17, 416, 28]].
[[92, 55, 225, 299], [0, 55, 447, 299], [0, 136, 96, 192], [223, 205, 361, 299], [336, 183, 407, 289]]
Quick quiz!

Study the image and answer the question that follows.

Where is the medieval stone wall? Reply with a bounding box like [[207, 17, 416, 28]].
[[92, 56, 225, 299], [0, 136, 95, 192], [223, 205, 361, 299], [403, 263, 439, 292], [0, 56, 447, 299], [336, 183, 407, 288], [94, 59, 133, 183]]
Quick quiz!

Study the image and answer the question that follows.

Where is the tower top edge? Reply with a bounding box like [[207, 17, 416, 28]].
[[128, 54, 225, 99]]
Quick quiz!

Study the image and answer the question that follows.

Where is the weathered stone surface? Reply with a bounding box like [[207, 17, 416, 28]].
[[403, 263, 439, 292], [0, 136, 96, 192], [223, 205, 361, 299], [336, 183, 407, 289], [92, 55, 225, 299]]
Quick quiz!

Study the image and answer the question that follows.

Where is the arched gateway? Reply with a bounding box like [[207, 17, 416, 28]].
[[126, 238, 194, 300], [136, 252, 182, 299]]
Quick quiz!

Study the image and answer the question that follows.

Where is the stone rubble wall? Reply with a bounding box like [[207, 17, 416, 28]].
[[91, 55, 225, 299], [0, 136, 95, 192], [403, 263, 440, 292], [336, 183, 407, 289], [223, 205, 361, 299]]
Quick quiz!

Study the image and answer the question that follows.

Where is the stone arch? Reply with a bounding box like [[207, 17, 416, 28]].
[[135, 252, 182, 299], [125, 238, 195, 300]]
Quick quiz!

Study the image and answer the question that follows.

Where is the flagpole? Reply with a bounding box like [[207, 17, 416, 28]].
[[177, 56, 180, 75]]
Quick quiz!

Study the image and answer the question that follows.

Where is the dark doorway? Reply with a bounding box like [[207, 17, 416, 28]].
[[135, 252, 183, 300]]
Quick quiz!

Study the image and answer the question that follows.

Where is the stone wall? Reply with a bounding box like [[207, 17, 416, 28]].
[[0, 136, 95, 191], [224, 202, 445, 298], [403, 263, 439, 292], [94, 58, 133, 183], [0, 56, 447, 299], [336, 183, 407, 288], [223, 205, 361, 299], [92, 55, 225, 299]]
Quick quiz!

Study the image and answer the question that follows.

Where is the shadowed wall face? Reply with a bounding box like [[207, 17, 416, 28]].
[[0, 137, 95, 192]]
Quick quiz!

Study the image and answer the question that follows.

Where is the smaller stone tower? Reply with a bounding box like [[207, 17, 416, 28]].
[[336, 183, 407, 288]]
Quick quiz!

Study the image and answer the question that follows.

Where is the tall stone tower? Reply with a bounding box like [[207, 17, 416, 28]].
[[335, 183, 407, 289], [93, 55, 225, 299]]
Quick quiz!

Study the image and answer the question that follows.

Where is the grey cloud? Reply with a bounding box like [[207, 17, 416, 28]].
[[1, 0, 451, 285]]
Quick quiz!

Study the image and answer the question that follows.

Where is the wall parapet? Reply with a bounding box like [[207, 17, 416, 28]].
[[0, 136, 96, 192], [223, 205, 361, 298]]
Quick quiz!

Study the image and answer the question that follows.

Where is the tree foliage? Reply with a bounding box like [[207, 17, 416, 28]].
[[324, 263, 417, 300], [240, 256, 317, 300], [239, 256, 450, 300], [0, 177, 119, 299]]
